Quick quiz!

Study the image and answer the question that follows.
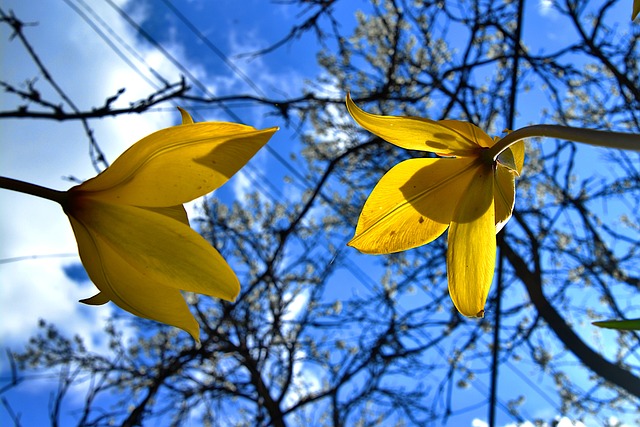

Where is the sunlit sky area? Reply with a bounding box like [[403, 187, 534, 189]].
[[0, 0, 634, 426]]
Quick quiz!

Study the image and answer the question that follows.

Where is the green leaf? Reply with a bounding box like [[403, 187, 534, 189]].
[[592, 318, 640, 330]]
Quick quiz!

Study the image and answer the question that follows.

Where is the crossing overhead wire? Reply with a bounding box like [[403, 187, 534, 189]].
[[158, 0, 267, 98], [62, 0, 169, 89], [102, 0, 243, 124]]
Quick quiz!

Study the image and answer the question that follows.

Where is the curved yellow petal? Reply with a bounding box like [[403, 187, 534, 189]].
[[447, 163, 496, 317], [497, 141, 525, 176], [143, 205, 190, 226], [349, 157, 478, 254], [510, 141, 525, 175], [72, 117, 278, 207], [80, 291, 110, 305], [66, 197, 240, 301], [177, 107, 195, 124], [346, 94, 478, 156], [438, 120, 494, 148], [69, 216, 201, 341], [494, 164, 516, 233]]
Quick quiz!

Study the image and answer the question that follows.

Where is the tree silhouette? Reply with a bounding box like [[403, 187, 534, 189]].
[[1, 0, 638, 426]]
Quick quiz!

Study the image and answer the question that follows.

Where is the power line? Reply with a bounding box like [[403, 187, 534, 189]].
[[0, 253, 78, 264], [158, 0, 267, 98], [67, 0, 305, 213], [62, 0, 169, 89], [102, 0, 244, 124]]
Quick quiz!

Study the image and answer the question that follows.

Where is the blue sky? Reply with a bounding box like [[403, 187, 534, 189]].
[[0, 0, 635, 426], [0, 1, 349, 425]]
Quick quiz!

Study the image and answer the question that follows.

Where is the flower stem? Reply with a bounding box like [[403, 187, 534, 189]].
[[0, 176, 67, 204], [489, 124, 640, 161]]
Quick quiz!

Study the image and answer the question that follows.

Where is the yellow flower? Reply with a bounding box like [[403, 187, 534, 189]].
[[62, 109, 277, 342], [346, 94, 524, 317]]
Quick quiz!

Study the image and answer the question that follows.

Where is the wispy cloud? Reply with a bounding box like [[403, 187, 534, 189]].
[[0, 0, 195, 352], [538, 0, 558, 18]]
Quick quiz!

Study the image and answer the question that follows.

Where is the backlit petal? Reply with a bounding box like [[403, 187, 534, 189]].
[[349, 157, 478, 253], [593, 318, 640, 330], [494, 164, 516, 233], [80, 291, 110, 305], [346, 94, 478, 156], [69, 216, 201, 341], [178, 107, 194, 124], [66, 198, 240, 301], [143, 205, 190, 226], [510, 141, 525, 175], [497, 142, 525, 176], [73, 118, 278, 207], [438, 120, 495, 148], [447, 163, 496, 317]]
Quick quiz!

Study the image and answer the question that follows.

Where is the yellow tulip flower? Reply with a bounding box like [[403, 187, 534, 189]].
[[346, 94, 524, 318], [66, 109, 278, 341], [1, 109, 277, 342]]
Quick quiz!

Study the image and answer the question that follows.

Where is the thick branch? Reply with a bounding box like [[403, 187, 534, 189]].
[[499, 238, 640, 398]]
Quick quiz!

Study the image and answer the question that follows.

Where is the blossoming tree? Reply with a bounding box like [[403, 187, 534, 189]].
[[1, 0, 638, 426]]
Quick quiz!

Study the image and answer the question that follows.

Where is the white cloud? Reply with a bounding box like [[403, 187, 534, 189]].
[[497, 416, 591, 427], [0, 257, 111, 348], [538, 0, 558, 18], [557, 418, 586, 427], [538, 0, 551, 14], [0, 0, 300, 355], [0, 0, 192, 353], [231, 168, 254, 203]]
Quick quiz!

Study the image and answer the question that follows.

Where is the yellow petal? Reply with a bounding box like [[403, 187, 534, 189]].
[[494, 164, 516, 233], [438, 120, 495, 148], [80, 291, 110, 305], [72, 117, 278, 207], [349, 157, 478, 253], [177, 107, 195, 124], [66, 197, 240, 301], [511, 141, 525, 175], [498, 141, 525, 176], [143, 205, 190, 226], [634, 0, 639, 20], [346, 94, 478, 156], [447, 163, 496, 317], [69, 216, 201, 341]]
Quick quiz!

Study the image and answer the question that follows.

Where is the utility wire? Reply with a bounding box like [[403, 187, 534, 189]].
[[489, 0, 526, 425], [102, 0, 243, 124], [158, 0, 267, 98], [63, 0, 169, 89], [0, 253, 78, 264], [102, 0, 322, 212]]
